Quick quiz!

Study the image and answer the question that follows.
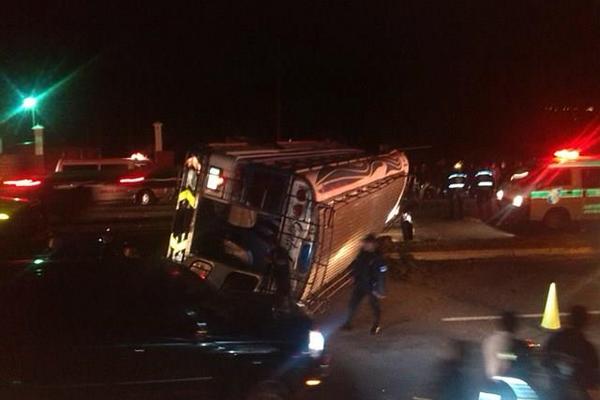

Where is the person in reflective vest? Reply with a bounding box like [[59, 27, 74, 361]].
[[447, 163, 467, 219], [473, 167, 495, 220]]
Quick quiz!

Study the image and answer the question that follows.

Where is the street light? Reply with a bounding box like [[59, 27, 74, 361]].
[[22, 96, 38, 127]]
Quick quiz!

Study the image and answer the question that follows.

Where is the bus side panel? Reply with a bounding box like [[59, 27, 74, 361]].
[[302, 175, 408, 302]]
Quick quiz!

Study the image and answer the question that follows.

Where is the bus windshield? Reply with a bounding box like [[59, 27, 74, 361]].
[[191, 198, 280, 273]]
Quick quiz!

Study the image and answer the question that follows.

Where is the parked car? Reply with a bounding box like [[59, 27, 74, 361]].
[[118, 166, 179, 206], [0, 257, 328, 400], [47, 161, 177, 206]]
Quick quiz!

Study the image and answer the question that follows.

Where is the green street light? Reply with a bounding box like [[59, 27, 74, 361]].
[[21, 96, 38, 127], [22, 96, 37, 109]]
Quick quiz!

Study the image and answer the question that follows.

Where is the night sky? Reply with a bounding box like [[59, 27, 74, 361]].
[[2, 2, 599, 160]]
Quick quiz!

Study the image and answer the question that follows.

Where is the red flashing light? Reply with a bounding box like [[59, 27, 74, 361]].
[[293, 204, 304, 217], [554, 149, 580, 162], [3, 179, 42, 187], [119, 176, 145, 184]]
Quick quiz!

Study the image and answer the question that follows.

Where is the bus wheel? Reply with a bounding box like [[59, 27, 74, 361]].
[[135, 190, 155, 206], [543, 208, 570, 230]]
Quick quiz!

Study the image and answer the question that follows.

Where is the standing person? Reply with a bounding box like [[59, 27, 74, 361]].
[[447, 161, 467, 219], [474, 166, 495, 220], [342, 234, 387, 335], [545, 305, 599, 397]]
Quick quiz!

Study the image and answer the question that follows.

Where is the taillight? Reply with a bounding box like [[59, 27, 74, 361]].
[[293, 204, 304, 217], [3, 179, 42, 187], [119, 176, 145, 184], [190, 260, 213, 280], [296, 188, 307, 201]]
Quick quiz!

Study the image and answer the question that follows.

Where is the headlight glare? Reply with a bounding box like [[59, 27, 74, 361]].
[[512, 195, 524, 207], [308, 330, 325, 353]]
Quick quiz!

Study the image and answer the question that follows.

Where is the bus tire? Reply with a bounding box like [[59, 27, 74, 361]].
[[543, 208, 570, 230]]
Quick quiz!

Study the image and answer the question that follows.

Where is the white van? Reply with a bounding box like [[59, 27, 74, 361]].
[[497, 150, 600, 229]]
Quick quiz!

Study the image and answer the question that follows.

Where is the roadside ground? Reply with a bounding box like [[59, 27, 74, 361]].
[[308, 257, 600, 400]]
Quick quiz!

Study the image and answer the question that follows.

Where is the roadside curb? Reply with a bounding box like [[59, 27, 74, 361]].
[[389, 246, 597, 261]]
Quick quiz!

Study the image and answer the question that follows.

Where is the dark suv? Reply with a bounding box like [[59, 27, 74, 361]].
[[0, 197, 48, 260], [0, 258, 328, 399]]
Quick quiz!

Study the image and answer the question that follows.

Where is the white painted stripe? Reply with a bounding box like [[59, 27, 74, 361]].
[[43, 376, 214, 389], [442, 310, 600, 322], [409, 246, 596, 261]]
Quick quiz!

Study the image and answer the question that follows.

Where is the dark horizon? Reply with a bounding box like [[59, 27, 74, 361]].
[[2, 2, 600, 160]]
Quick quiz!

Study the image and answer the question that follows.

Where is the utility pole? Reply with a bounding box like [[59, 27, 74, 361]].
[[274, 38, 282, 142], [275, 70, 281, 142]]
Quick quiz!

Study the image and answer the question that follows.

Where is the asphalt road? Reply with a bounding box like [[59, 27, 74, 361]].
[[47, 203, 600, 399], [307, 257, 600, 400]]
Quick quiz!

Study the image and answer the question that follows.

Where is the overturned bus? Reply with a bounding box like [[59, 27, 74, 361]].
[[167, 142, 409, 310]]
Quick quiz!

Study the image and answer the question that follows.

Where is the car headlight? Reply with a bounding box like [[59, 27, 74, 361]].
[[308, 330, 325, 354], [512, 195, 524, 207], [496, 190, 504, 201]]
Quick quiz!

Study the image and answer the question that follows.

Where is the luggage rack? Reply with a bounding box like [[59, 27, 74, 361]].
[[267, 150, 365, 172]]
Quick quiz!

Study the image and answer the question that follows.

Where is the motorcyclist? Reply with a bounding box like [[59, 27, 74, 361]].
[[544, 305, 599, 398], [482, 311, 529, 379]]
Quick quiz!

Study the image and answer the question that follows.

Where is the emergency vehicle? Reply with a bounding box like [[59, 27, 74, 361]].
[[496, 149, 600, 229], [166, 141, 409, 310]]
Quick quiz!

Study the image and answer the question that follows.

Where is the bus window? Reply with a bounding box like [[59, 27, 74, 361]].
[[243, 169, 289, 214], [100, 164, 130, 173], [62, 164, 99, 172]]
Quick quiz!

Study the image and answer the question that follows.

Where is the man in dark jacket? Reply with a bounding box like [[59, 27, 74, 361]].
[[342, 234, 387, 335]]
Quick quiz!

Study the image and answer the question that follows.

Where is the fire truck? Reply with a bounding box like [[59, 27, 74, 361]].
[[497, 149, 600, 229], [166, 141, 409, 310]]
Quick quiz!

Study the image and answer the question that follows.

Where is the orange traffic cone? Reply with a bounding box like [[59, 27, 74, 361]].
[[541, 282, 561, 330]]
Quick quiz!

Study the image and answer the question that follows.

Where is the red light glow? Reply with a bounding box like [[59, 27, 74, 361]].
[[3, 179, 42, 187], [553, 149, 580, 162], [119, 176, 145, 184]]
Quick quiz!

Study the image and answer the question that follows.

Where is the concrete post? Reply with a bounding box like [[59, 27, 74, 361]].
[[153, 121, 163, 153], [33, 125, 44, 156]]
